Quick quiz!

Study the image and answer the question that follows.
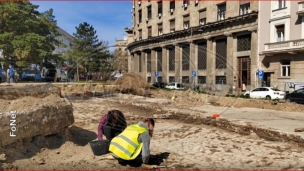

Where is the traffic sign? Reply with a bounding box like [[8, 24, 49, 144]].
[[257, 70, 264, 79], [192, 70, 197, 77], [155, 71, 159, 78]]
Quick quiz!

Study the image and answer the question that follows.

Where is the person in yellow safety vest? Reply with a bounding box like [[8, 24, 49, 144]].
[[109, 118, 155, 167]]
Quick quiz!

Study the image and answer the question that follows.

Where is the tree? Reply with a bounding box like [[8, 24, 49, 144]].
[[0, 2, 58, 65], [66, 22, 110, 81], [111, 49, 128, 73]]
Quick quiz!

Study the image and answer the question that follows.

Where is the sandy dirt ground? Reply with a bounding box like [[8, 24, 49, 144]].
[[1, 95, 304, 170], [1, 72, 304, 170]]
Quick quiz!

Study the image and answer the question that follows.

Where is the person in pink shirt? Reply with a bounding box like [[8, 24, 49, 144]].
[[97, 110, 127, 141]]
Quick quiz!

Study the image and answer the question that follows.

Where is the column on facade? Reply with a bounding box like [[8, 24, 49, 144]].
[[249, 28, 258, 88], [161, 46, 168, 83], [134, 51, 139, 73], [225, 32, 234, 89], [206, 37, 215, 86], [141, 50, 146, 78], [189, 41, 197, 86], [129, 53, 134, 72], [151, 49, 157, 83], [174, 44, 181, 82]]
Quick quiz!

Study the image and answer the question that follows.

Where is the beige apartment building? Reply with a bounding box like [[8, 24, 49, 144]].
[[258, 1, 304, 90], [114, 36, 129, 73], [125, 0, 259, 92]]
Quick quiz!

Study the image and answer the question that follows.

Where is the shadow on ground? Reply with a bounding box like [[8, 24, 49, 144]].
[[69, 125, 97, 146], [1, 126, 96, 168], [116, 152, 170, 168], [148, 152, 170, 165]]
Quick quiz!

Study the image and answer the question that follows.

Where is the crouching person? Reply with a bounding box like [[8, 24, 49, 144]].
[[109, 118, 155, 167], [97, 110, 127, 141]]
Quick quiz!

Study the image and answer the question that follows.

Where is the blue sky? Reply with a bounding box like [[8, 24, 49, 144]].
[[31, 1, 132, 51]]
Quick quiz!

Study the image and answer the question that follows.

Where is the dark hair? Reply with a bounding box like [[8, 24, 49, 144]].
[[147, 118, 155, 127], [108, 110, 122, 123]]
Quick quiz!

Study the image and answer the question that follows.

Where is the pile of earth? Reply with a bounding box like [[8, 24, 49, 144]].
[[113, 72, 150, 96]]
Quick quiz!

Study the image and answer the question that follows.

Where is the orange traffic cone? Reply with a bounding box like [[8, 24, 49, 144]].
[[213, 113, 220, 119]]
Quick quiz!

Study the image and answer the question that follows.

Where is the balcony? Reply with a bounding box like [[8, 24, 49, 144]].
[[263, 39, 304, 55], [297, 1, 304, 16]]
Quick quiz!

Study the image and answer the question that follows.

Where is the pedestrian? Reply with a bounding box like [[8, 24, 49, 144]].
[[109, 118, 155, 167], [6, 68, 9, 83], [8, 65, 15, 84], [97, 110, 127, 141], [14, 70, 19, 83]]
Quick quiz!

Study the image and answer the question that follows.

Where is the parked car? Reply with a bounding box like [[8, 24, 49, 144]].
[[152, 82, 166, 88], [285, 88, 304, 104], [165, 82, 185, 90], [0, 70, 6, 83], [21, 70, 37, 81], [244, 87, 285, 100]]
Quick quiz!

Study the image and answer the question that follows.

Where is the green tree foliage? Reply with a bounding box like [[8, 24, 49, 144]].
[[0, 2, 58, 65], [65, 22, 111, 80]]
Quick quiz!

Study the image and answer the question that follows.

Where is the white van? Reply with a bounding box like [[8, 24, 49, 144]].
[[41, 67, 68, 82], [165, 82, 185, 90]]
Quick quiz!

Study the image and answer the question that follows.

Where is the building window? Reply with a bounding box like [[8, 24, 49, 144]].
[[147, 5, 152, 19], [147, 51, 151, 72], [281, 60, 290, 77], [239, 2, 250, 15], [158, 1, 162, 16], [182, 76, 189, 83], [148, 27, 152, 38], [217, 3, 226, 21], [216, 38, 227, 69], [157, 76, 162, 83], [158, 23, 163, 36], [147, 77, 151, 83], [276, 25, 285, 42], [197, 42, 207, 70], [169, 76, 175, 83], [170, 0, 175, 12], [182, 45, 190, 71], [183, 15, 190, 29], [237, 34, 251, 51], [157, 49, 162, 72], [198, 76, 206, 84], [170, 20, 175, 32], [138, 29, 142, 40], [138, 10, 142, 23], [199, 10, 206, 25], [278, 0, 286, 9], [169, 47, 175, 71], [216, 76, 226, 84]]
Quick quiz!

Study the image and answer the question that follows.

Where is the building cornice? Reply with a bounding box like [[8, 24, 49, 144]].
[[126, 11, 258, 51]]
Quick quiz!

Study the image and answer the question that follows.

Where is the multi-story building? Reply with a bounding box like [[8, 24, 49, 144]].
[[114, 36, 129, 73], [258, 1, 304, 90], [126, 0, 259, 92], [53, 27, 74, 55]]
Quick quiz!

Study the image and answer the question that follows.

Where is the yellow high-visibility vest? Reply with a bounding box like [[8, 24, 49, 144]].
[[109, 124, 148, 160]]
